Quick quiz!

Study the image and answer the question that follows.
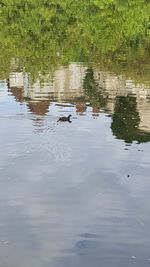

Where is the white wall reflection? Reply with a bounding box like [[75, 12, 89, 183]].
[[8, 63, 150, 132]]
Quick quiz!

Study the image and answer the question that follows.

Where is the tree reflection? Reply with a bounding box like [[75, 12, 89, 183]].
[[111, 96, 150, 143], [83, 68, 107, 110]]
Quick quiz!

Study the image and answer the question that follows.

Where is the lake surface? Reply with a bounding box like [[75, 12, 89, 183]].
[[0, 63, 150, 267], [1, 1, 150, 266]]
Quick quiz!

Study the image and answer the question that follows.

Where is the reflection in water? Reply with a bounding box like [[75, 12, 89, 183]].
[[27, 101, 50, 116], [76, 102, 87, 116], [8, 86, 24, 103], [7, 63, 150, 143], [1, 63, 150, 267], [83, 68, 107, 109], [1, 2, 150, 265], [0, 80, 8, 102], [24, 63, 86, 102], [111, 96, 140, 143], [111, 96, 150, 143]]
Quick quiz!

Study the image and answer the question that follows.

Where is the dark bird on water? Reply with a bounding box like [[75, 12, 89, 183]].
[[58, 114, 72, 123]]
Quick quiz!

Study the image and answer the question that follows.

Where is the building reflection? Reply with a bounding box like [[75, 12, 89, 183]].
[[92, 107, 100, 117], [9, 87, 24, 103], [27, 101, 50, 116], [7, 63, 150, 142], [24, 63, 86, 102], [76, 102, 87, 116]]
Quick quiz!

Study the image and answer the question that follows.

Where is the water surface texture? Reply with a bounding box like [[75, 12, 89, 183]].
[[1, 1, 150, 267]]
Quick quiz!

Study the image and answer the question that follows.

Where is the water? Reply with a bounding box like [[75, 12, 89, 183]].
[[0, 63, 150, 267], [1, 1, 150, 265]]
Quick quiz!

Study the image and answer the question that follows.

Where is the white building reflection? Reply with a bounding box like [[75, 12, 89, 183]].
[[8, 63, 150, 132], [8, 72, 24, 88], [0, 80, 8, 102], [23, 63, 86, 102], [94, 70, 150, 132]]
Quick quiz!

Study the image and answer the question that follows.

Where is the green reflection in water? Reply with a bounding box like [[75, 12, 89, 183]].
[[83, 68, 107, 108], [111, 96, 150, 143], [0, 0, 150, 83]]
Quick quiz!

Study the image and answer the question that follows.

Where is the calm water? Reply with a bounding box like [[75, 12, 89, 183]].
[[0, 62, 150, 267]]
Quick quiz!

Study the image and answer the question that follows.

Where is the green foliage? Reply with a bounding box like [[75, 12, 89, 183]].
[[0, 0, 150, 81]]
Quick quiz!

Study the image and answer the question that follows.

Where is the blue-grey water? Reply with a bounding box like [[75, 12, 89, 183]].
[[0, 64, 150, 267]]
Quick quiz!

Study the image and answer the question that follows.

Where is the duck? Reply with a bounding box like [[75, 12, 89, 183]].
[[58, 114, 72, 123]]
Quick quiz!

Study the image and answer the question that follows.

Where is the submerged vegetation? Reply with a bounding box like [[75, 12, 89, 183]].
[[0, 0, 150, 81]]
